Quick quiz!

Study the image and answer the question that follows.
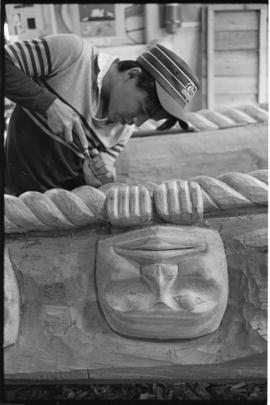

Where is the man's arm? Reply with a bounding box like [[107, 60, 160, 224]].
[[5, 35, 88, 148], [5, 52, 56, 114]]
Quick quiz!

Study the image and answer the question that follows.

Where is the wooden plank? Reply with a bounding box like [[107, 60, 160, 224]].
[[214, 10, 259, 31], [214, 30, 258, 51], [258, 8, 267, 103], [209, 4, 252, 11], [201, 30, 259, 52], [215, 93, 258, 108], [88, 353, 266, 382], [5, 352, 267, 383], [5, 353, 267, 385], [200, 6, 207, 76], [214, 50, 258, 76], [201, 55, 258, 78], [209, 4, 266, 12], [201, 76, 257, 96], [207, 7, 215, 109], [245, 4, 268, 11], [200, 6, 207, 108], [5, 370, 90, 382]]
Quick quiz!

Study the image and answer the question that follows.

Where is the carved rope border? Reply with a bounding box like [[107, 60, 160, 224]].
[[4, 170, 268, 233], [133, 103, 268, 133]]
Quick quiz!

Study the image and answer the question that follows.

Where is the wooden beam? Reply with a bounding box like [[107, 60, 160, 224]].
[[258, 7, 267, 104], [208, 5, 247, 11], [5, 352, 266, 382], [200, 6, 207, 109], [207, 7, 215, 109], [208, 4, 267, 12]]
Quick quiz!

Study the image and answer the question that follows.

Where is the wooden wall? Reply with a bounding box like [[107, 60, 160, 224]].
[[201, 5, 268, 109]]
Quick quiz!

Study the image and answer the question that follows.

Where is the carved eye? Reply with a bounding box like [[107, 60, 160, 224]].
[[195, 297, 205, 305], [173, 296, 182, 305], [173, 294, 206, 311]]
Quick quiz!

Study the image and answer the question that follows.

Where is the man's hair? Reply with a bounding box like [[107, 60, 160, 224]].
[[117, 60, 178, 130]]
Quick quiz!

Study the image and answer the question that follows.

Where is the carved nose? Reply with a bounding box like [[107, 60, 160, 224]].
[[140, 264, 178, 300], [154, 301, 171, 310]]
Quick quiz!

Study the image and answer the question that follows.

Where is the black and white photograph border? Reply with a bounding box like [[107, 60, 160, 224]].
[[2, 1, 268, 403]]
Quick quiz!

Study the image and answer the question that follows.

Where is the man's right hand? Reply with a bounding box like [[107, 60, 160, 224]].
[[46, 98, 88, 151], [83, 158, 103, 187]]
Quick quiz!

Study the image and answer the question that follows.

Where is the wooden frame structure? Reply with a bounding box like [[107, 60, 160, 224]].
[[202, 4, 268, 109]]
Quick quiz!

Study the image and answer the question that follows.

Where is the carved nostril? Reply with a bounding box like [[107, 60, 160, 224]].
[[154, 301, 170, 310], [140, 264, 178, 298]]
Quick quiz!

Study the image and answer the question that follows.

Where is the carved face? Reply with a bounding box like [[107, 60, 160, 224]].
[[96, 226, 228, 340]]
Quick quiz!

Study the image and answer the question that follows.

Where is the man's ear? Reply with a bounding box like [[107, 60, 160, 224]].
[[127, 67, 142, 79]]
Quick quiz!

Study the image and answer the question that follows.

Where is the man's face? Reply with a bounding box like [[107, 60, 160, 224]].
[[107, 68, 169, 127], [96, 226, 228, 340]]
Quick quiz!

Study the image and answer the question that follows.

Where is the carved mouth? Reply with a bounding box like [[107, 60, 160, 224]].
[[105, 305, 210, 324], [114, 238, 206, 262], [116, 236, 206, 251]]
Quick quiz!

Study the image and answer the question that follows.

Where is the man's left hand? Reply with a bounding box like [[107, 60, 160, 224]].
[[90, 149, 116, 185]]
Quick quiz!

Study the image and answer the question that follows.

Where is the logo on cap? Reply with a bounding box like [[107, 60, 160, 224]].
[[181, 83, 197, 103]]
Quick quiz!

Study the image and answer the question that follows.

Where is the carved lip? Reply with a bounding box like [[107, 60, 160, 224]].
[[114, 237, 206, 261], [115, 236, 206, 251], [105, 304, 211, 322]]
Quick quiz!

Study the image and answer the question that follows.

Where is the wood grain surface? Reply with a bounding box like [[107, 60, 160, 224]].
[[4, 214, 267, 382], [116, 124, 267, 184]]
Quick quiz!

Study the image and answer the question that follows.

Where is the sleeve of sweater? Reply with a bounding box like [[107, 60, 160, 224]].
[[102, 125, 134, 162], [5, 34, 84, 114]]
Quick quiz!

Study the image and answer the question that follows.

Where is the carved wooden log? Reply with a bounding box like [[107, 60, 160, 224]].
[[4, 105, 268, 381], [4, 216, 267, 380], [117, 123, 267, 184], [4, 249, 20, 348], [4, 170, 268, 231]]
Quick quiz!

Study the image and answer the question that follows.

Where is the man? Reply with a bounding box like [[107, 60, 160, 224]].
[[4, 34, 199, 196]]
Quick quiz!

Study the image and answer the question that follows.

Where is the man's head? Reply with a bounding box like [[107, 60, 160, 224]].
[[103, 45, 199, 130]]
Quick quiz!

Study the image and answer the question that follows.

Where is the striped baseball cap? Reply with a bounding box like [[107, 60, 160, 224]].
[[137, 44, 199, 129]]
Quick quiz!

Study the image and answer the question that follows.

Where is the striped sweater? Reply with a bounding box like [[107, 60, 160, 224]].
[[5, 34, 133, 195]]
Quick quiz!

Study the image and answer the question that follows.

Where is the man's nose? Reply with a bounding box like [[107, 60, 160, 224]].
[[133, 114, 148, 127]]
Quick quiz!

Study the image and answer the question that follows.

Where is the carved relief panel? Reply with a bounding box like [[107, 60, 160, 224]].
[[96, 225, 228, 340]]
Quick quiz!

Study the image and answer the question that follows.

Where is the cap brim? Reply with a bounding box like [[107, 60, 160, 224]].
[[156, 82, 189, 130]]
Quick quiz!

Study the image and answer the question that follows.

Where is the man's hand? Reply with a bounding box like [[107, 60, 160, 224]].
[[46, 98, 88, 151], [90, 149, 116, 184], [83, 149, 116, 187], [83, 158, 102, 187]]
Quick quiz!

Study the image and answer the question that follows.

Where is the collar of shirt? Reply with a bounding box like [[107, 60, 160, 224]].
[[96, 51, 117, 92], [92, 51, 135, 149], [92, 51, 116, 128]]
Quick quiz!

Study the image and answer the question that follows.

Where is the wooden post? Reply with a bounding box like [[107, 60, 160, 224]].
[[258, 7, 267, 104], [207, 7, 215, 109]]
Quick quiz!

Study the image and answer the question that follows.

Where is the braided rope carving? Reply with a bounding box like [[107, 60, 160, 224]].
[[132, 103, 268, 133], [5, 187, 107, 233], [5, 170, 267, 233]]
